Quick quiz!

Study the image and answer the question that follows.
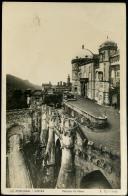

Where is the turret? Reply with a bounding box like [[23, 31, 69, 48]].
[[95, 39, 118, 105], [67, 74, 70, 86], [99, 40, 117, 62]]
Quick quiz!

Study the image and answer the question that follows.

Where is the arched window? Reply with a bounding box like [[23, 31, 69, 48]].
[[98, 72, 103, 81], [74, 87, 77, 92], [111, 70, 115, 78]]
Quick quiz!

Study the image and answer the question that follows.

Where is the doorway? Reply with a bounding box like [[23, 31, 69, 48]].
[[80, 78, 89, 98], [80, 81, 85, 97]]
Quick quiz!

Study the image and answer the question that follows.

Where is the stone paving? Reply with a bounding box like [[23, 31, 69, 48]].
[[8, 150, 32, 188], [67, 98, 120, 154], [68, 98, 106, 117]]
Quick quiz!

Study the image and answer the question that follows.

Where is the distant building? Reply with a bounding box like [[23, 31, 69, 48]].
[[54, 75, 72, 93], [67, 74, 71, 86], [42, 82, 52, 93], [71, 40, 120, 107]]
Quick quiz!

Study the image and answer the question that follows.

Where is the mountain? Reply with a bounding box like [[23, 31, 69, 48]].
[[6, 74, 41, 92], [6, 74, 41, 110]]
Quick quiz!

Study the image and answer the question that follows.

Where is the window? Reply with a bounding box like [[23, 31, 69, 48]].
[[89, 66, 91, 72], [102, 51, 105, 60], [100, 54, 103, 61], [111, 70, 115, 78], [116, 71, 120, 77], [74, 87, 77, 92], [98, 72, 103, 81]]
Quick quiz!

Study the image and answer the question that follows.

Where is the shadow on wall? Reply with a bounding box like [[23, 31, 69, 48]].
[[80, 170, 112, 189], [55, 139, 62, 180]]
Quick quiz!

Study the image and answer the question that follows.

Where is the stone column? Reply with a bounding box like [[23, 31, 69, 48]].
[[45, 118, 55, 165], [56, 119, 76, 188], [42, 117, 56, 188], [60, 114, 65, 133], [40, 112, 48, 148]]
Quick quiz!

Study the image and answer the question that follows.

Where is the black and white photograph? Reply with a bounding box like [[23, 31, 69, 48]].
[[1, 2, 127, 195]]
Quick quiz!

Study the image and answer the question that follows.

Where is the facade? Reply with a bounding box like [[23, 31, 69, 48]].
[[72, 50, 99, 99], [54, 75, 72, 93], [72, 40, 120, 106], [109, 49, 120, 107], [42, 82, 52, 92], [41, 76, 72, 94]]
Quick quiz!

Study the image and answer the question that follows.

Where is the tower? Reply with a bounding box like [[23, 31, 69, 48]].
[[95, 40, 117, 105], [67, 74, 70, 86]]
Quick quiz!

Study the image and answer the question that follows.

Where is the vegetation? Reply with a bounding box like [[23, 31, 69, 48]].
[[43, 93, 63, 108], [6, 74, 41, 110]]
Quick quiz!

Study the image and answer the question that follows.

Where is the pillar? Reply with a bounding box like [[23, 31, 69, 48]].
[[56, 119, 76, 188], [104, 92, 110, 105], [40, 112, 48, 148], [42, 117, 56, 188]]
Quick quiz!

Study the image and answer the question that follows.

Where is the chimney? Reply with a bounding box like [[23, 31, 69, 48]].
[[82, 44, 84, 50]]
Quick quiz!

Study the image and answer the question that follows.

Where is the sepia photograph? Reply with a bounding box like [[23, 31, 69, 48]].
[[1, 2, 127, 195]]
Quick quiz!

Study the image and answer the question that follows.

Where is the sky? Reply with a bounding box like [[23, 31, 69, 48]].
[[2, 2, 125, 85]]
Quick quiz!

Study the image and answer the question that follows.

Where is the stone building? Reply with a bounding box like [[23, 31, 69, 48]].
[[55, 75, 72, 93], [109, 49, 120, 107], [72, 49, 99, 99], [42, 82, 52, 92], [71, 40, 120, 106]]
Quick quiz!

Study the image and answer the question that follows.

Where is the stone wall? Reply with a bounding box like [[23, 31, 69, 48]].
[[64, 103, 107, 128], [6, 108, 120, 189], [74, 132, 120, 189], [6, 109, 33, 145]]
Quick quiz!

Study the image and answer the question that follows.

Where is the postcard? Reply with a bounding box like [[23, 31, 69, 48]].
[[1, 2, 127, 195]]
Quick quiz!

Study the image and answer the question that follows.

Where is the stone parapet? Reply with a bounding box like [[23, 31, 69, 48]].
[[64, 102, 107, 128]]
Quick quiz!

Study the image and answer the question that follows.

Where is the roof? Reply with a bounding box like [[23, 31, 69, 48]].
[[42, 83, 52, 87], [75, 48, 94, 59], [32, 90, 42, 96], [71, 55, 99, 65], [99, 40, 117, 50]]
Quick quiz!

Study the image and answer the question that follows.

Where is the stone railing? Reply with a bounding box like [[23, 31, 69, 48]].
[[64, 102, 107, 128]]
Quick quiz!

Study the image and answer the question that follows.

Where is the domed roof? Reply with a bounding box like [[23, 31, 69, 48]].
[[99, 40, 117, 49], [75, 48, 93, 59]]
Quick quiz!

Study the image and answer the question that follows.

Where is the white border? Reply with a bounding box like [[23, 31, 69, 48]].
[[1, 2, 127, 195]]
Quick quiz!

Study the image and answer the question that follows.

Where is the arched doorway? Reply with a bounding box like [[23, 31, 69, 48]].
[[80, 170, 112, 189], [80, 78, 89, 98]]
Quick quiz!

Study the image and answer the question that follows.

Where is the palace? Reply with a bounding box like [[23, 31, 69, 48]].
[[71, 40, 120, 107]]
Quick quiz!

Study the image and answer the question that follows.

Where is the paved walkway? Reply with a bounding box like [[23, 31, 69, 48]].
[[67, 99, 107, 118], [67, 98, 120, 154], [8, 151, 33, 188]]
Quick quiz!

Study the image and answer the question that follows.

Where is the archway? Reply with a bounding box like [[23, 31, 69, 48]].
[[7, 124, 24, 153], [80, 170, 112, 189]]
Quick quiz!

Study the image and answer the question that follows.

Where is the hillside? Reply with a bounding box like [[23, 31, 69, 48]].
[[6, 74, 41, 110], [6, 74, 41, 92]]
